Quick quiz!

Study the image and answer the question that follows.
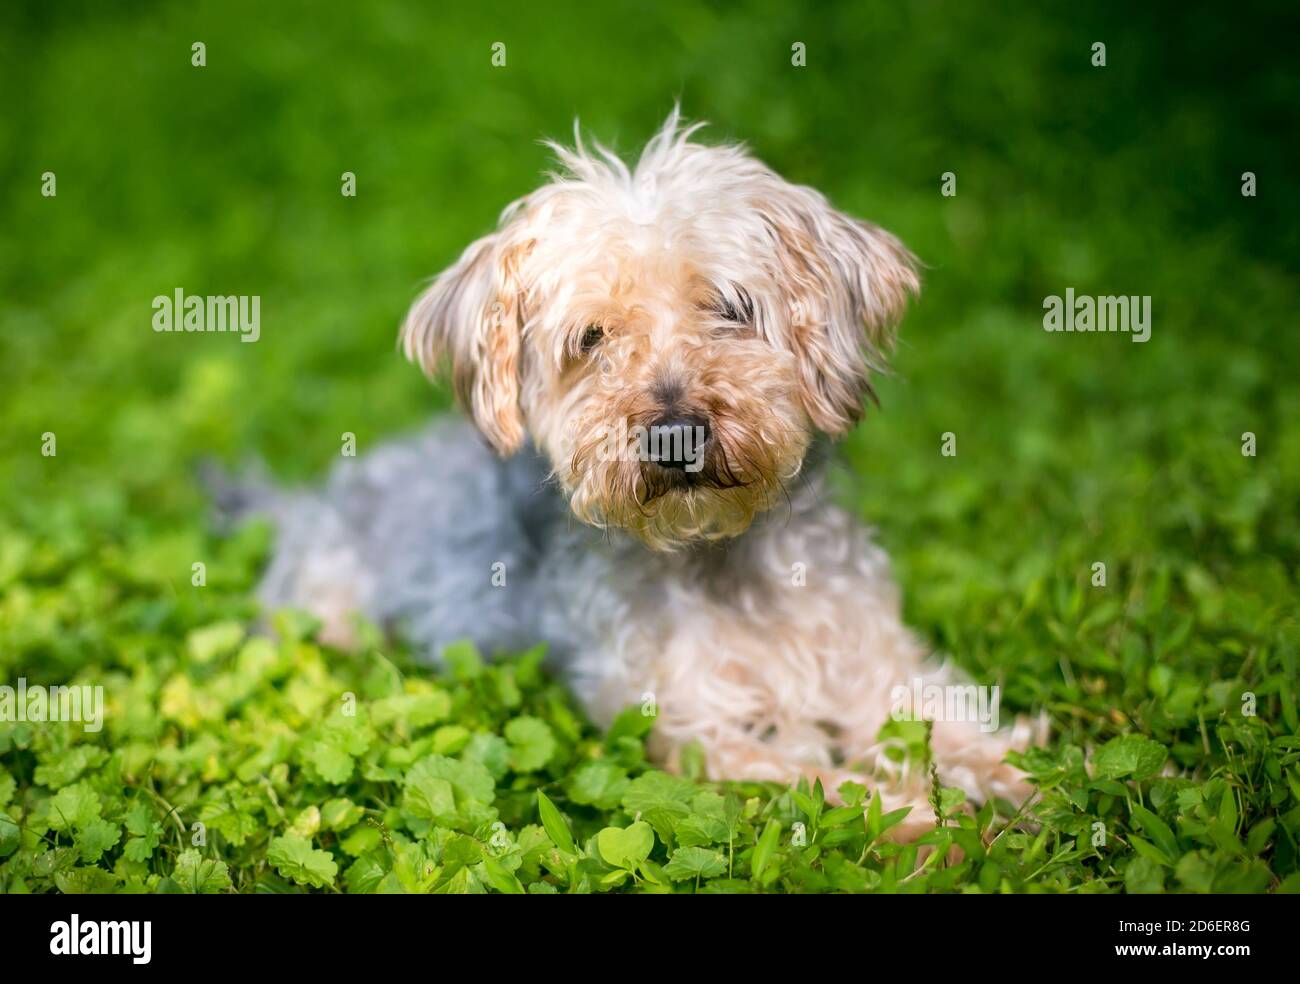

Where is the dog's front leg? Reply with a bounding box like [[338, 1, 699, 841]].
[[573, 612, 951, 837]]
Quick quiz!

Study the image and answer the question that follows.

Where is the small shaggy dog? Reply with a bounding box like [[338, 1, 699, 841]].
[[237, 112, 1038, 835]]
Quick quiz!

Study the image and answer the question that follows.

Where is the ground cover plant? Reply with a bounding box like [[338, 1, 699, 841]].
[[1, 1, 1297, 893]]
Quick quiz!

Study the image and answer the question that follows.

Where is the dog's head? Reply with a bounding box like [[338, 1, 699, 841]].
[[402, 111, 918, 550]]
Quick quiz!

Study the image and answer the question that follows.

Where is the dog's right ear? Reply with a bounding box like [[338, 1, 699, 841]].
[[401, 214, 533, 455]]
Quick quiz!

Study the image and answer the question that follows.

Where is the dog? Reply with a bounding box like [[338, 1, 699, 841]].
[[232, 111, 1040, 836]]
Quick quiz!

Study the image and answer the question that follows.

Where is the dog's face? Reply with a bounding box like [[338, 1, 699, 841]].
[[403, 113, 918, 550]]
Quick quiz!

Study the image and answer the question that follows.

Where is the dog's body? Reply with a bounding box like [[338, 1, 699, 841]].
[[239, 112, 1039, 833], [244, 417, 1036, 831]]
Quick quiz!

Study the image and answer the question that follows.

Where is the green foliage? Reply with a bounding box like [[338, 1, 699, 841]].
[[1, 1, 1297, 893], [1, 595, 1296, 892]]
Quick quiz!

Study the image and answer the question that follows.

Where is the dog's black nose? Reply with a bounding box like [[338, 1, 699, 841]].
[[648, 415, 711, 470]]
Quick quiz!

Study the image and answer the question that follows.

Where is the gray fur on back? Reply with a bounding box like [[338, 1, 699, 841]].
[[247, 420, 569, 657]]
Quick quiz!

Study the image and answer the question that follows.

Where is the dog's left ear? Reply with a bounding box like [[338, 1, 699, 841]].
[[401, 213, 534, 455], [759, 185, 919, 434]]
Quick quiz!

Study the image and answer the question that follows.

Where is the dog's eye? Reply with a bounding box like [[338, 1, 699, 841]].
[[712, 292, 753, 325], [718, 301, 744, 322], [580, 324, 605, 353]]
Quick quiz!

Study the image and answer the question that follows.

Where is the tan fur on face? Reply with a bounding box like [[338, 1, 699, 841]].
[[401, 110, 919, 548], [563, 308, 811, 549]]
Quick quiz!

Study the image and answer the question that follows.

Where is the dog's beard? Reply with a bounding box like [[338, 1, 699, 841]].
[[566, 408, 809, 550]]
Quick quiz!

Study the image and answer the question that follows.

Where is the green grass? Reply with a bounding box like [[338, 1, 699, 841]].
[[2, 0, 1298, 892]]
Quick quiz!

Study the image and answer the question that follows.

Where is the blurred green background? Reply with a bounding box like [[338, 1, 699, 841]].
[[1, 0, 1299, 889]]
